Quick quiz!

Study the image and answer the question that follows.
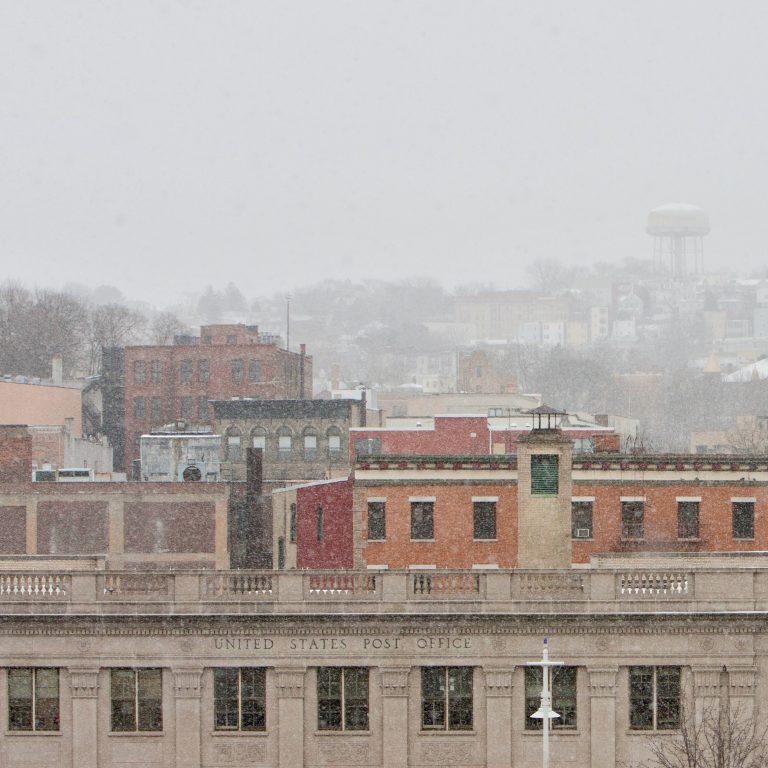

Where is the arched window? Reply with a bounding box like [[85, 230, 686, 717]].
[[225, 427, 242, 462], [251, 427, 267, 452], [277, 426, 292, 459], [303, 427, 318, 459], [327, 426, 342, 462]]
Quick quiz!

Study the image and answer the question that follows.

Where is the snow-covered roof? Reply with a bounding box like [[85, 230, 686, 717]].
[[723, 358, 768, 383]]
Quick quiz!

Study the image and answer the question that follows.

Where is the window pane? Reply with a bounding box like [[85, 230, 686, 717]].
[[622, 501, 644, 539], [571, 501, 593, 538], [656, 667, 681, 730], [289, 503, 297, 543], [137, 669, 162, 732], [447, 667, 473, 730], [35, 669, 59, 731], [473, 501, 496, 539], [180, 359, 192, 383], [198, 359, 209, 383], [421, 667, 446, 729], [344, 669, 369, 731], [367, 501, 386, 540], [411, 502, 434, 540], [629, 667, 654, 730], [531, 455, 559, 494], [677, 501, 699, 539], [232, 359, 244, 383], [248, 360, 262, 382], [318, 668, 342, 730], [8, 669, 33, 731], [214, 668, 239, 730], [111, 669, 137, 732], [240, 668, 266, 731], [733, 502, 755, 539]]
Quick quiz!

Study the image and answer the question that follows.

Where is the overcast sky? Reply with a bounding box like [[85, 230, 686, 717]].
[[1, 1, 767, 305]]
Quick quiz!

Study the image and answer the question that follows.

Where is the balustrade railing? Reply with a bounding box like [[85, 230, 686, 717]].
[[203, 572, 274, 597], [409, 571, 482, 598], [100, 573, 172, 598], [306, 573, 378, 597], [617, 571, 690, 597], [0, 573, 69, 598]]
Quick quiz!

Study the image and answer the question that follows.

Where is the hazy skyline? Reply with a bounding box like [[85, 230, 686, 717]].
[[2, 1, 768, 306]]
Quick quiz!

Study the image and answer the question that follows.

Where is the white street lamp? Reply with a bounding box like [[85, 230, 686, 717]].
[[527, 637, 563, 768]]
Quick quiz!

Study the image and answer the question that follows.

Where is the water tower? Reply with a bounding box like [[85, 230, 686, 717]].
[[646, 203, 710, 277]]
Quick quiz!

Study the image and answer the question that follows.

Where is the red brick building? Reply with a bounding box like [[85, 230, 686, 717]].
[[279, 427, 768, 570], [120, 324, 312, 472]]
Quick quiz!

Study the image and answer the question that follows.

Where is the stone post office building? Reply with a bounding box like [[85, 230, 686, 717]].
[[2, 424, 768, 767]]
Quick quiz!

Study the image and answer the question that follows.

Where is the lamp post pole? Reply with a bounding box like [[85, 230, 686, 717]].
[[527, 637, 563, 768]]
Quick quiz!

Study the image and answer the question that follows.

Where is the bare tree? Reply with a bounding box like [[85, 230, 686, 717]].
[[641, 701, 768, 768], [150, 311, 188, 345], [87, 303, 146, 374]]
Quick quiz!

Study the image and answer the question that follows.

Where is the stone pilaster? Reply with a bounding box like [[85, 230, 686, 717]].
[[276, 668, 306, 767], [380, 667, 410, 768], [692, 666, 723, 723], [485, 668, 513, 768], [69, 668, 100, 768], [728, 667, 757, 720], [588, 668, 617, 768], [173, 668, 203, 768]]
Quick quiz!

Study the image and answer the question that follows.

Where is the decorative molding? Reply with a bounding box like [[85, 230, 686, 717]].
[[275, 668, 305, 698], [692, 667, 724, 699], [729, 667, 757, 697], [484, 668, 513, 697], [379, 667, 410, 697], [419, 742, 474, 764], [215, 742, 267, 764], [69, 668, 99, 698], [318, 742, 370, 764], [588, 668, 618, 697], [173, 668, 203, 698]]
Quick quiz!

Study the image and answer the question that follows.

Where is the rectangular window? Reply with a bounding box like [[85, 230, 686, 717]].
[[367, 501, 386, 541], [213, 668, 266, 731], [355, 438, 381, 457], [198, 359, 209, 383], [232, 358, 244, 383], [304, 434, 317, 458], [110, 668, 163, 732], [252, 433, 266, 451], [248, 360, 262, 382], [473, 501, 496, 540], [524, 666, 577, 730], [316, 506, 324, 541], [133, 360, 146, 384], [621, 500, 644, 539], [278, 435, 292, 456], [531, 454, 559, 495], [289, 503, 297, 543], [677, 501, 700, 539], [421, 667, 473, 731], [629, 666, 680, 730], [180, 396, 193, 420], [133, 396, 145, 420], [226, 334, 237, 345], [571, 500, 593, 539], [317, 668, 369, 731], [180, 359, 193, 384], [150, 360, 162, 384], [8, 668, 59, 731], [227, 436, 242, 463], [328, 434, 341, 455], [197, 396, 208, 420], [733, 501, 755, 539], [150, 397, 162, 422], [411, 501, 434, 540]]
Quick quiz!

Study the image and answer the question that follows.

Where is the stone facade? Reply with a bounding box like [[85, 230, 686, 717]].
[[0, 567, 764, 767]]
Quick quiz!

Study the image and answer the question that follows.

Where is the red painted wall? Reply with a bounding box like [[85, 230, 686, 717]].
[[296, 479, 353, 569]]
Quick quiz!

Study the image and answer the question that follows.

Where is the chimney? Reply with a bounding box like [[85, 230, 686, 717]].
[[51, 355, 63, 385], [360, 388, 367, 427], [331, 364, 340, 391], [299, 344, 306, 399], [594, 414, 609, 427]]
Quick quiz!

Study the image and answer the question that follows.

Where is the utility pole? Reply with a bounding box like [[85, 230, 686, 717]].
[[527, 638, 563, 768]]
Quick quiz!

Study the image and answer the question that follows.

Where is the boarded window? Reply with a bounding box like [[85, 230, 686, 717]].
[[531, 455, 558, 495]]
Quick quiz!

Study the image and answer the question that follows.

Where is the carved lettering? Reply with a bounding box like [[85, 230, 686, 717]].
[[416, 636, 472, 650], [289, 637, 347, 651], [213, 637, 274, 651]]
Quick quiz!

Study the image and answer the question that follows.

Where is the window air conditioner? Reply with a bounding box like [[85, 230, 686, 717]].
[[574, 528, 592, 539]]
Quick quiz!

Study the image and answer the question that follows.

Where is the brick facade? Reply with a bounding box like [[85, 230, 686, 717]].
[[121, 324, 312, 472]]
